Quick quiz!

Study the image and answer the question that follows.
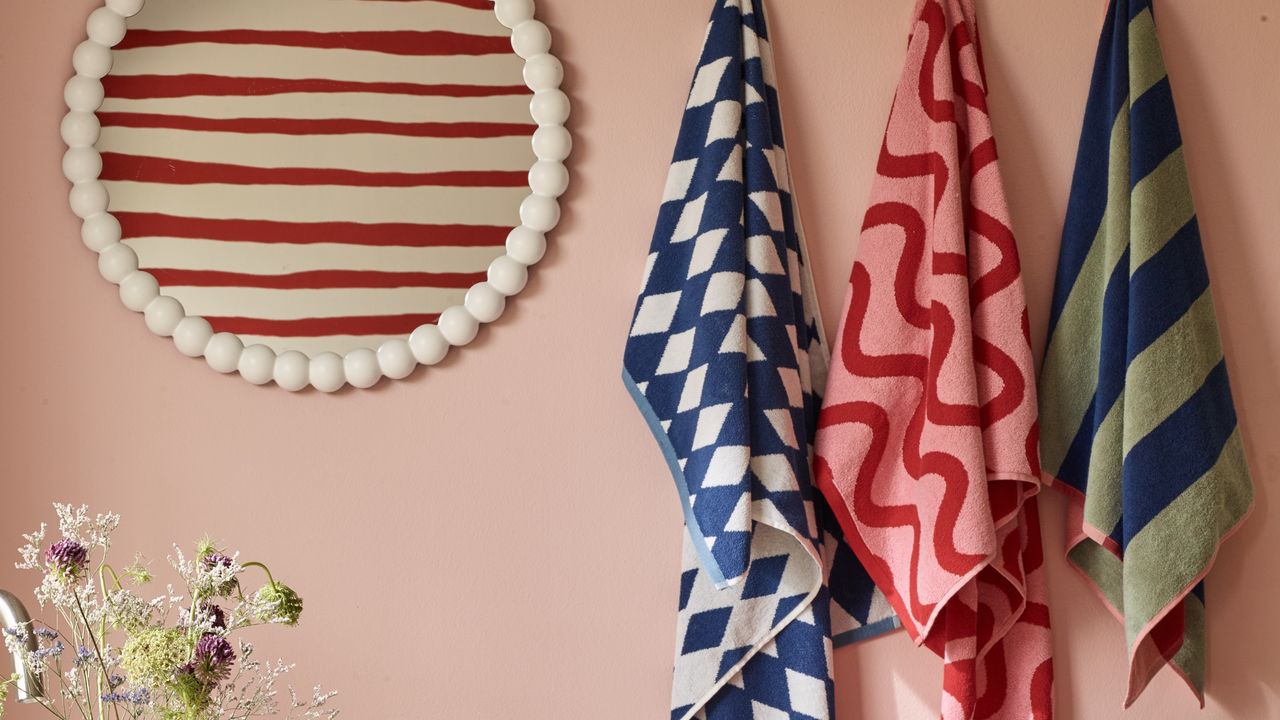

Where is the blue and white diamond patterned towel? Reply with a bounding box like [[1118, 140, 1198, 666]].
[[623, 1, 900, 717]]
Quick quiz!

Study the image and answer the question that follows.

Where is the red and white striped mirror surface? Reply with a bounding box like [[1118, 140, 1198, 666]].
[[98, 0, 535, 357]]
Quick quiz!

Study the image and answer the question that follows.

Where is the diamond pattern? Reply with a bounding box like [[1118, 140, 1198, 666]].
[[632, 294, 680, 339], [741, 555, 789, 599], [656, 328, 698, 376], [683, 607, 735, 654], [622, 1, 900, 718]]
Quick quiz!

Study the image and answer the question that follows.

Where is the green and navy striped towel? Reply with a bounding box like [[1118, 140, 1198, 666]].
[[1039, 0, 1254, 708]]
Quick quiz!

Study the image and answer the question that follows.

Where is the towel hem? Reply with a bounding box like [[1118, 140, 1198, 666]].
[[973, 474, 1046, 657], [626, 370, 831, 720], [623, 368, 730, 589], [833, 615, 904, 647], [815, 459, 997, 649], [1047, 472, 1255, 709], [674, 524, 823, 720]]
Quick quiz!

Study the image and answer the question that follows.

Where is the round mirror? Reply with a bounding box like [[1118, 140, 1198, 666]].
[[62, 0, 570, 391]]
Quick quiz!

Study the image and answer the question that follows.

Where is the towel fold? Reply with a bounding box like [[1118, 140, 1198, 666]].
[[813, 0, 1054, 717], [1038, 0, 1253, 707], [623, 1, 899, 717]]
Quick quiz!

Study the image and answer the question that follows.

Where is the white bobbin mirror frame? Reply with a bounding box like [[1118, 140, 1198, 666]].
[[62, 0, 571, 392]]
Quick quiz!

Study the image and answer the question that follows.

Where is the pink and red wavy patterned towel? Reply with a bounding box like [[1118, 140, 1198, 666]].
[[813, 0, 1054, 717]]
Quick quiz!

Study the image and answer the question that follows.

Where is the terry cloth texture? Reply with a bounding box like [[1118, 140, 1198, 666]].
[[622, 1, 899, 718], [812, 0, 1054, 718], [1038, 0, 1254, 708]]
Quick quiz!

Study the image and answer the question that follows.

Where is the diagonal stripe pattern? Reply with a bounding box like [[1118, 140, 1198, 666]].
[[1038, 0, 1254, 708], [622, 1, 898, 718]]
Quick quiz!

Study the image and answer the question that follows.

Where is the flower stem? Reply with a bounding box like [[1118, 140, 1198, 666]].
[[98, 565, 124, 594], [53, 652, 90, 720], [71, 592, 120, 720], [239, 562, 278, 590], [179, 592, 204, 698], [28, 697, 70, 720]]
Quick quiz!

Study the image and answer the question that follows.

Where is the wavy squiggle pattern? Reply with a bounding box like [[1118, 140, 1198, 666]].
[[814, 1, 1053, 717]]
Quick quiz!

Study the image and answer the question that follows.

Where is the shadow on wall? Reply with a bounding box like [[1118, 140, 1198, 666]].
[[834, 2, 1280, 719], [1158, 7, 1280, 720]]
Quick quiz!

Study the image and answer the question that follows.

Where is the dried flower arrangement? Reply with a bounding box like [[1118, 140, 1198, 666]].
[[1, 504, 337, 719]]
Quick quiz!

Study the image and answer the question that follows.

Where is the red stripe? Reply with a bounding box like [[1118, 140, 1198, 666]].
[[205, 314, 441, 337], [116, 29, 510, 56], [100, 153, 527, 188], [97, 112, 534, 138], [149, 268, 484, 289], [102, 74, 529, 99], [115, 213, 508, 247]]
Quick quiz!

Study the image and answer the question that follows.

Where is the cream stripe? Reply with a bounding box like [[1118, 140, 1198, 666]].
[[1066, 540, 1125, 613], [1121, 290, 1224, 454], [97, 127, 536, 173], [100, 93, 532, 124], [1120, 429, 1250, 644], [104, 182, 528, 225], [1128, 9, 1168, 101], [237, 334, 420, 357], [1038, 96, 1131, 474], [110, 45, 524, 86], [1083, 394, 1125, 535], [125, 238, 504, 274], [165, 285, 465, 320], [127, 0, 505, 36], [1129, 148, 1195, 270]]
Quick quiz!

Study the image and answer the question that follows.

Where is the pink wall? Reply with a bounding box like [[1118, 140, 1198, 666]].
[[1, 1, 1276, 718]]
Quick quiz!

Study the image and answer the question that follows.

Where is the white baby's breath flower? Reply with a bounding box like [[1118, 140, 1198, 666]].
[[51, 503, 118, 549], [62, 664, 84, 700], [2, 627, 28, 658], [149, 583, 187, 624], [169, 545, 190, 578], [294, 685, 340, 719], [33, 573, 73, 609], [53, 503, 91, 543], [12, 504, 340, 718], [173, 544, 243, 600], [15, 524, 46, 571], [203, 641, 335, 719], [106, 588, 156, 631], [76, 582, 105, 622]]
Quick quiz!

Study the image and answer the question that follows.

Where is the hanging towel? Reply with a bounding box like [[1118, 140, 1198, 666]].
[[1038, 0, 1253, 707], [623, 1, 899, 717], [812, 0, 1054, 717]]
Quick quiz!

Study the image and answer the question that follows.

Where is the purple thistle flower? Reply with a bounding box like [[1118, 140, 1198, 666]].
[[202, 553, 239, 595], [188, 633, 236, 685], [45, 539, 88, 577], [195, 634, 234, 666], [183, 599, 227, 627], [202, 603, 228, 631], [202, 553, 233, 570]]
